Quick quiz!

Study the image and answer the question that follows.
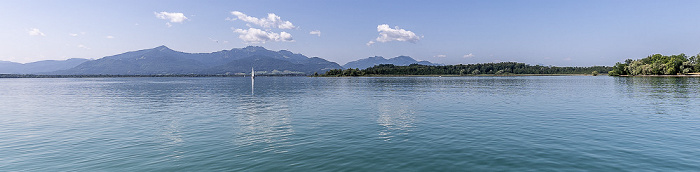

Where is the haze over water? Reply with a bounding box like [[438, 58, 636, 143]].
[[2, 76, 699, 171]]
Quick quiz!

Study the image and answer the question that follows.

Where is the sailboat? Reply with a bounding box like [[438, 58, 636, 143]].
[[251, 67, 255, 95]]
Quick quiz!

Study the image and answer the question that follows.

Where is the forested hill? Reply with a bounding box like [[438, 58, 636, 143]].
[[342, 56, 439, 69], [322, 62, 611, 76]]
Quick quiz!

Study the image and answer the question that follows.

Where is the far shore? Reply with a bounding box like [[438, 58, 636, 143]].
[[12, 74, 700, 78], [319, 74, 606, 77], [618, 74, 700, 77], [0, 74, 304, 78], [0, 73, 611, 78]]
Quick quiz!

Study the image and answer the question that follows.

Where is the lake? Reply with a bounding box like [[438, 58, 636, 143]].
[[1, 76, 699, 171]]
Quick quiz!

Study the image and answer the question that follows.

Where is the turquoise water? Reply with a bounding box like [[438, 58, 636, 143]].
[[1, 76, 700, 171]]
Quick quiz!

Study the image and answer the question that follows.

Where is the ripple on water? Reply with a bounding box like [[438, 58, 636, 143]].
[[2, 76, 700, 171]]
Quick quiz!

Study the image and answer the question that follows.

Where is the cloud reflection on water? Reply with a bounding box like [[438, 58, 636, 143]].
[[235, 96, 294, 153]]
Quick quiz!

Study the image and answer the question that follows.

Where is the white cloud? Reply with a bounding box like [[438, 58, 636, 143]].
[[155, 12, 188, 23], [77, 44, 90, 49], [106, 36, 115, 39], [367, 24, 421, 46], [155, 12, 187, 27], [309, 30, 321, 37], [434, 54, 447, 58], [70, 32, 86, 37], [366, 41, 375, 46], [463, 53, 475, 58], [208, 38, 229, 44], [232, 27, 294, 43], [230, 11, 296, 29], [28, 28, 45, 36]]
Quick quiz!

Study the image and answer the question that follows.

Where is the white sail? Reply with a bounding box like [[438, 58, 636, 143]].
[[251, 67, 255, 78]]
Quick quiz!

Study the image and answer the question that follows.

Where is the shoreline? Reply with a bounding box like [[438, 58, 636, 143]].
[[0, 74, 305, 78], [618, 75, 700, 77], [318, 74, 604, 77], [0, 74, 610, 78]]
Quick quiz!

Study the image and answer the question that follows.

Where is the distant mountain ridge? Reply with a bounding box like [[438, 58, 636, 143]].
[[53, 46, 341, 75], [3, 46, 442, 75], [343, 56, 439, 70], [0, 58, 90, 74]]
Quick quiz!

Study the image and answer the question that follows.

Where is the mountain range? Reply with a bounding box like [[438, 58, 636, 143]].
[[343, 56, 440, 70], [0, 58, 90, 74], [1, 46, 441, 75], [53, 46, 341, 75]]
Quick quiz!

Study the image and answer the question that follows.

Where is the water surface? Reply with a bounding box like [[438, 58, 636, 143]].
[[1, 76, 699, 171]]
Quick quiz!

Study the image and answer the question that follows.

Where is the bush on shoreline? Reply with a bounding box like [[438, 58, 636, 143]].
[[608, 53, 700, 76]]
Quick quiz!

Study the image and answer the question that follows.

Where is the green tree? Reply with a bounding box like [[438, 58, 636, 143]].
[[471, 69, 480, 75], [495, 70, 505, 75]]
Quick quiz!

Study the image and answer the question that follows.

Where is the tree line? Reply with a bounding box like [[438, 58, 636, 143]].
[[0, 74, 306, 78], [321, 62, 611, 76], [608, 53, 700, 76]]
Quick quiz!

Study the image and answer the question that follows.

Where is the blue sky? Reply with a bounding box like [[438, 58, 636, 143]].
[[2, 0, 700, 66]]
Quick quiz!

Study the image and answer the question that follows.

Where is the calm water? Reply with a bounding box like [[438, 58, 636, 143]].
[[1, 76, 700, 171]]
